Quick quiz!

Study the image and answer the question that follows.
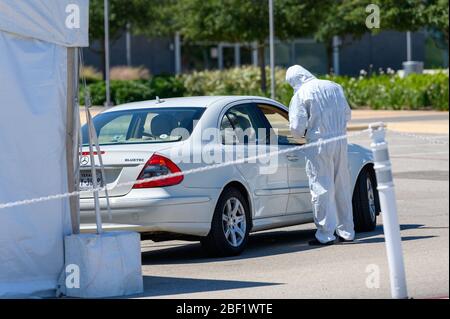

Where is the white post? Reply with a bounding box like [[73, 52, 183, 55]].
[[406, 31, 412, 61], [104, 0, 111, 106], [369, 123, 408, 299], [332, 35, 341, 75], [174, 31, 182, 75], [268, 0, 276, 99], [126, 23, 132, 67]]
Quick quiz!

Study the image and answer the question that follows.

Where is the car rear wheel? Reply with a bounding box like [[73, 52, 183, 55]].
[[201, 187, 250, 257], [352, 166, 380, 232]]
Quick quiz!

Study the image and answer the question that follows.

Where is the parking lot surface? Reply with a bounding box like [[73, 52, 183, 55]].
[[137, 130, 449, 299]]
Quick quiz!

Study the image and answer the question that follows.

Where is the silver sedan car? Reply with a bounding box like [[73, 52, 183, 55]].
[[80, 96, 380, 256]]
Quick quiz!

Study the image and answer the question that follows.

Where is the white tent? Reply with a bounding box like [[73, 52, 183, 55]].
[[0, 0, 89, 297]]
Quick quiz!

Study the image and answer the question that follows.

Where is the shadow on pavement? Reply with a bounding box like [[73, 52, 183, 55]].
[[132, 276, 281, 298], [354, 224, 437, 244], [141, 223, 436, 266]]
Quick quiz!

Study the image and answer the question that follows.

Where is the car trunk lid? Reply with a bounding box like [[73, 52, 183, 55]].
[[79, 144, 171, 198]]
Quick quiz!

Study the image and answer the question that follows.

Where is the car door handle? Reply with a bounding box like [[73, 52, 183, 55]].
[[286, 154, 299, 161]]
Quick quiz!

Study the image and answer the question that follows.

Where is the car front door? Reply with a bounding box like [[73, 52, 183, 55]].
[[256, 103, 312, 214], [220, 103, 289, 218]]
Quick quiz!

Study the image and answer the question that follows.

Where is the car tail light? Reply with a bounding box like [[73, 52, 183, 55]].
[[133, 154, 183, 189]]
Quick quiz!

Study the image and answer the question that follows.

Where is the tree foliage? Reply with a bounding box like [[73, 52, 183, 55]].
[[175, 0, 320, 43], [88, 0, 176, 78], [88, 0, 448, 81], [173, 0, 321, 91], [315, 0, 449, 43], [89, 0, 151, 44]]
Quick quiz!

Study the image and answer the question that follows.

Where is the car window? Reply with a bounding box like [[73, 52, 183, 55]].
[[220, 104, 264, 145], [82, 107, 205, 146], [220, 114, 237, 144], [257, 104, 305, 145], [94, 114, 133, 145]]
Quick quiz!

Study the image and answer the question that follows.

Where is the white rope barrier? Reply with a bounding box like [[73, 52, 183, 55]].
[[388, 130, 449, 145]]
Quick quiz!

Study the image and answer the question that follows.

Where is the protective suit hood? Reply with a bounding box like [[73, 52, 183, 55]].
[[286, 65, 316, 92]]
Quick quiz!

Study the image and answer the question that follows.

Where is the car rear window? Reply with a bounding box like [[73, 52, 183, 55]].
[[82, 107, 205, 146]]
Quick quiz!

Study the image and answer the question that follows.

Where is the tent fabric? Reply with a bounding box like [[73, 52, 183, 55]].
[[0, 0, 89, 297], [0, 0, 89, 47], [0, 31, 71, 297], [62, 232, 144, 298]]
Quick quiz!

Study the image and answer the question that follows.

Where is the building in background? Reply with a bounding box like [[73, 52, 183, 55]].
[[82, 30, 449, 77]]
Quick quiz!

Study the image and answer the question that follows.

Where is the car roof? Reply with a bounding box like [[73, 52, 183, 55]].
[[102, 96, 284, 113]]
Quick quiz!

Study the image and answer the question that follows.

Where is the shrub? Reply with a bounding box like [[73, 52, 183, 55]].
[[81, 81, 106, 105], [79, 66, 448, 111], [112, 80, 153, 104], [110, 66, 150, 81], [80, 66, 102, 84], [149, 76, 186, 99], [79, 76, 186, 106], [326, 71, 449, 111], [79, 80, 152, 106]]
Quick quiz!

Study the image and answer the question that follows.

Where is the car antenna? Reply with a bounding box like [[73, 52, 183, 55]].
[[156, 96, 165, 104]]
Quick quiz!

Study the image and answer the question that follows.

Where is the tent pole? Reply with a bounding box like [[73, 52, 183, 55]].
[[66, 47, 80, 234], [104, 0, 111, 106], [268, 0, 276, 100]]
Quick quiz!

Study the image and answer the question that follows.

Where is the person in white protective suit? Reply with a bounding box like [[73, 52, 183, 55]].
[[286, 65, 355, 246]]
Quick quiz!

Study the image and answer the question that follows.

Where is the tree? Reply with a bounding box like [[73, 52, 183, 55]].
[[314, 0, 449, 68], [378, 0, 448, 45], [133, 0, 180, 38], [313, 0, 370, 72], [420, 0, 448, 44], [88, 0, 167, 79], [174, 0, 321, 93], [425, 0, 449, 48]]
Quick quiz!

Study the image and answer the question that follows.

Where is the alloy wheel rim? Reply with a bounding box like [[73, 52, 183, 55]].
[[367, 177, 377, 222], [222, 197, 247, 247]]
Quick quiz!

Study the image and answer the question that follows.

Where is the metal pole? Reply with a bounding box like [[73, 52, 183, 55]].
[[252, 42, 259, 67], [175, 32, 182, 75], [85, 107, 103, 234], [104, 0, 111, 106], [218, 43, 224, 70], [234, 43, 241, 67], [406, 31, 412, 61], [268, 0, 276, 99], [66, 48, 80, 234], [332, 36, 341, 75], [369, 123, 408, 299], [126, 22, 132, 67]]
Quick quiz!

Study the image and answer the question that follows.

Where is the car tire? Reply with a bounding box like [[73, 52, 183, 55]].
[[201, 187, 251, 257], [352, 166, 381, 232]]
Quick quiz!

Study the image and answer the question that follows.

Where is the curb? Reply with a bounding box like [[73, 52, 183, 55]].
[[348, 123, 390, 131]]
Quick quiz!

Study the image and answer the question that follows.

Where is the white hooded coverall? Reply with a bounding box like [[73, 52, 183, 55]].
[[286, 65, 355, 243]]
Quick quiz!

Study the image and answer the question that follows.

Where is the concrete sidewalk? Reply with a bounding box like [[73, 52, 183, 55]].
[[349, 110, 449, 134], [80, 107, 449, 135]]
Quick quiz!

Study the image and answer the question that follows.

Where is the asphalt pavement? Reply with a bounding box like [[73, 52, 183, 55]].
[[137, 129, 449, 299], [80, 106, 449, 298]]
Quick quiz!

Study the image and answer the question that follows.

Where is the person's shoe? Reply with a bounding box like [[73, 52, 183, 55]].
[[308, 239, 335, 246], [336, 235, 354, 243]]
